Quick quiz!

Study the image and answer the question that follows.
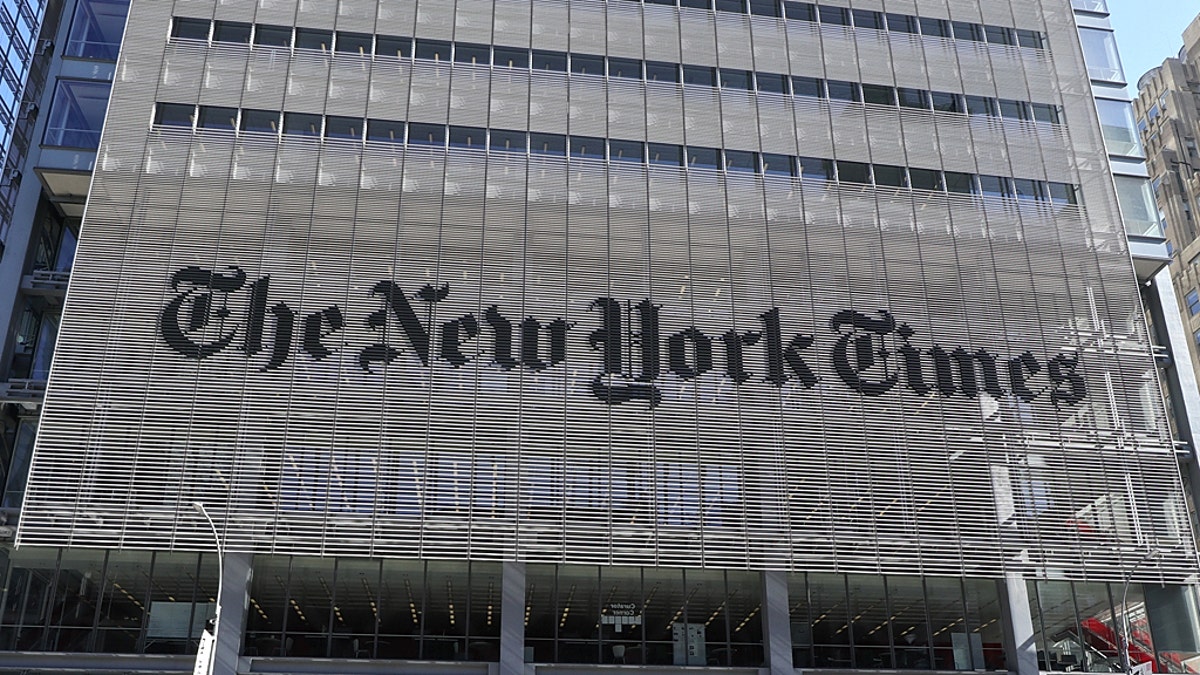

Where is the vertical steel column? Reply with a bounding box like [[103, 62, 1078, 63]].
[[500, 561, 526, 675], [761, 571, 794, 674], [212, 552, 252, 675], [1000, 573, 1038, 675]]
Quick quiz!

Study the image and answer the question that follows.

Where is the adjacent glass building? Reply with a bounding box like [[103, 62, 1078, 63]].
[[0, 0, 1198, 673]]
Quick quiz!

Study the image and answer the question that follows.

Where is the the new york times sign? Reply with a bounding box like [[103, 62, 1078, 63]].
[[159, 266, 1088, 407]]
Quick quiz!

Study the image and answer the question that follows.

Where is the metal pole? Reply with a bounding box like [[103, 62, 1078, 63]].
[[1119, 548, 1170, 675], [193, 502, 224, 675]]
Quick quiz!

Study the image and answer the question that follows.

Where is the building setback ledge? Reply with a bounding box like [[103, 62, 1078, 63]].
[[0, 651, 193, 672]]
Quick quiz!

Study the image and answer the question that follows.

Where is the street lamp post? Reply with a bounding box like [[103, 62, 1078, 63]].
[[192, 502, 224, 675]]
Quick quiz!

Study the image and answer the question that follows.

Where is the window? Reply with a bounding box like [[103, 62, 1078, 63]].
[[1193, 328, 1200, 348], [1079, 27, 1124, 82], [861, 84, 894, 106], [44, 80, 111, 148], [213, 21, 250, 44], [239, 109, 278, 134], [998, 99, 1029, 120], [747, 0, 780, 17], [171, 17, 209, 40], [608, 57, 641, 79], [254, 25, 291, 48], [897, 88, 929, 109], [532, 50, 567, 71], [965, 95, 997, 117], [449, 125, 486, 148], [851, 9, 883, 30], [724, 150, 758, 172], [569, 54, 604, 76], [756, 73, 788, 94], [792, 76, 823, 98], [826, 80, 860, 102], [324, 116, 361, 139], [414, 38, 450, 61], [366, 119, 404, 143], [931, 92, 964, 113], [887, 13, 919, 33], [919, 17, 950, 38], [762, 153, 795, 176], [909, 168, 943, 191], [985, 25, 1015, 45], [649, 143, 683, 166], [197, 106, 237, 131], [453, 43, 488, 64], [335, 32, 372, 55], [493, 46, 527, 68], [1095, 99, 1141, 156], [783, 2, 815, 22], [952, 21, 983, 42], [980, 175, 1012, 198], [873, 164, 906, 187], [1031, 103, 1060, 124], [682, 65, 716, 87], [609, 139, 644, 162], [490, 129, 526, 152], [282, 112, 321, 137], [1048, 182, 1078, 205], [645, 61, 678, 82], [836, 160, 870, 184], [408, 122, 444, 146], [1187, 290, 1200, 316], [719, 69, 753, 90], [798, 156, 833, 180], [570, 136, 605, 159], [945, 172, 975, 194], [530, 132, 566, 155], [1114, 175, 1162, 236], [66, 0, 130, 59], [154, 102, 193, 127], [687, 146, 722, 169], [1016, 29, 1043, 49], [1013, 178, 1043, 201], [374, 35, 409, 58], [817, 5, 849, 25], [294, 28, 332, 51]]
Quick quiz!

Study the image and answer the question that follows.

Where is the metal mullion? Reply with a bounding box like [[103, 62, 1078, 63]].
[[418, 560, 429, 660], [279, 556, 292, 652], [325, 557, 338, 657], [844, 573, 855, 667], [919, 576, 935, 669]]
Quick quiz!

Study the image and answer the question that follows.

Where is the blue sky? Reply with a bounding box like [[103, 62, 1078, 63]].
[[1109, 0, 1200, 93]]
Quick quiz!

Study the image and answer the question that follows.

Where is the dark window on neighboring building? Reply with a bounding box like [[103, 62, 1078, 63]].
[[826, 80, 860, 102], [919, 17, 950, 38], [649, 143, 683, 166], [490, 129, 526, 152], [909, 168, 943, 191], [719, 69, 753, 90], [945, 171, 975, 194], [336, 31, 372, 55], [836, 161, 870, 184], [687, 146, 722, 169], [366, 119, 405, 143], [979, 175, 1012, 198], [931, 92, 964, 113], [197, 106, 237, 131], [783, 2, 815, 22], [570, 136, 605, 159], [862, 84, 894, 106], [155, 102, 194, 127], [1193, 328, 1200, 348], [798, 156, 834, 180], [756, 73, 788, 94], [725, 150, 758, 172], [762, 153, 795, 176], [494, 46, 527, 68], [1187, 290, 1200, 316], [897, 88, 929, 109], [324, 116, 361, 139], [646, 61, 679, 82], [414, 38, 450, 61], [530, 132, 566, 155], [171, 17, 209, 40], [747, 0, 780, 17], [817, 5, 849, 25], [375, 35, 410, 58], [886, 13, 918, 33], [852, 9, 883, 30], [254, 25, 292, 48], [240, 109, 278, 133], [985, 25, 1015, 45], [951, 21, 983, 42], [610, 139, 645, 162], [682, 65, 717, 87], [609, 57, 641, 79], [283, 112, 321, 136], [873, 164, 906, 187], [1048, 182, 1078, 205], [294, 28, 332, 51], [532, 50, 567, 71], [449, 125, 486, 148], [453, 43, 489, 64], [570, 54, 604, 76], [408, 122, 444, 145], [965, 95, 997, 117], [792, 76, 823, 98]]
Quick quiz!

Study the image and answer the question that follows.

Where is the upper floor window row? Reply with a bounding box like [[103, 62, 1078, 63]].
[[152, 102, 1079, 206], [617, 0, 1046, 48], [170, 18, 1062, 125]]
